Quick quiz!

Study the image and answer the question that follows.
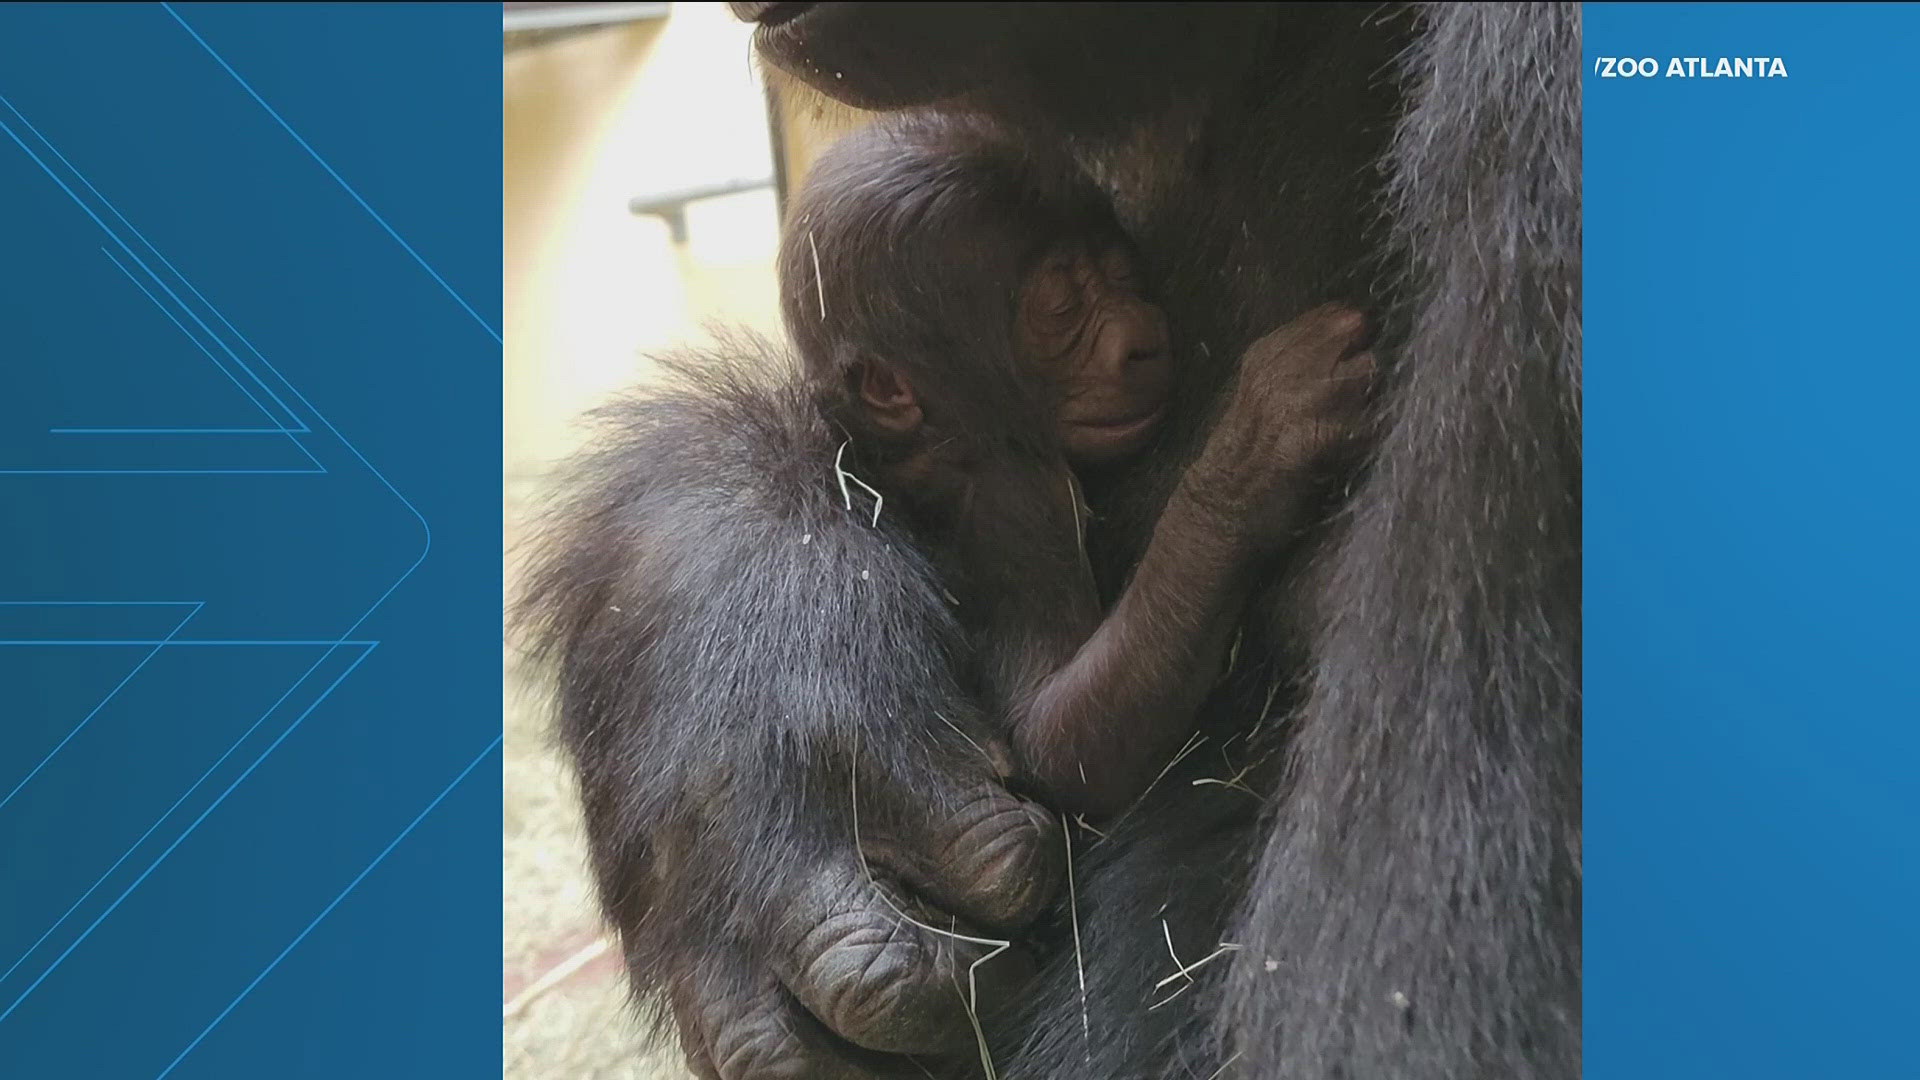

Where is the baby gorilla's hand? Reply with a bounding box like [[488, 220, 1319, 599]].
[[1186, 303, 1378, 544], [1238, 303, 1377, 467]]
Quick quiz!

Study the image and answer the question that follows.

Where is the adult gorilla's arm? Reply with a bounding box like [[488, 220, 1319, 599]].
[[515, 351, 1062, 1079]]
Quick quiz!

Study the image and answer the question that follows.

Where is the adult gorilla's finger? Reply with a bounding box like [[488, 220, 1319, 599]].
[[672, 942, 888, 1080], [861, 781, 1066, 933], [768, 858, 1034, 1057]]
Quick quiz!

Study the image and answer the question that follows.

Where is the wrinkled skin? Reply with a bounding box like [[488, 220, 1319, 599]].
[[668, 786, 1061, 1077]]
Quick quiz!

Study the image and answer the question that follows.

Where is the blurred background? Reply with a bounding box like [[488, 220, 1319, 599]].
[[502, 3, 865, 1076]]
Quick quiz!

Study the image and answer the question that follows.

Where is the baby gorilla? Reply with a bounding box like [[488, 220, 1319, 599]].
[[783, 117, 1376, 819]]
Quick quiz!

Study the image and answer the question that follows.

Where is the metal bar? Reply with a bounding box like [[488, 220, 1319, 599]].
[[763, 81, 792, 220], [629, 176, 777, 216], [628, 175, 777, 243]]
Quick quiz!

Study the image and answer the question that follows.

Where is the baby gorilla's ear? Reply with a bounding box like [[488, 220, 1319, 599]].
[[854, 361, 924, 434]]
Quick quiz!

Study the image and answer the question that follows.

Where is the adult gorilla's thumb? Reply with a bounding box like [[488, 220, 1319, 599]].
[[766, 858, 1035, 1058], [856, 774, 1066, 934]]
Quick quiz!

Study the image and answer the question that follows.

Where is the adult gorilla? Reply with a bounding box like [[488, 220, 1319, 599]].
[[527, 4, 1579, 1079]]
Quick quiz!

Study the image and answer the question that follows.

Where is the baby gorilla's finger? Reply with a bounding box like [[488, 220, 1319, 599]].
[[1292, 303, 1373, 370], [1264, 301, 1365, 347], [769, 859, 1033, 1057], [1240, 303, 1372, 385], [671, 945, 878, 1080], [862, 780, 1065, 933], [1328, 350, 1381, 406], [1335, 346, 1379, 381]]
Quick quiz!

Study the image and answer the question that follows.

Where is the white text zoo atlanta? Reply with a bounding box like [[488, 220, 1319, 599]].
[[1595, 57, 1788, 78]]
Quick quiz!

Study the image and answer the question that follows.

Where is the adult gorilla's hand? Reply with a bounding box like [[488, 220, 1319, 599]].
[[664, 756, 1064, 1079], [575, 704, 1063, 1080]]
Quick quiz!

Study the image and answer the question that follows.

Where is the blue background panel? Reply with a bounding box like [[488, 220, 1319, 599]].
[[0, 5, 500, 1078], [1587, 5, 1920, 1079]]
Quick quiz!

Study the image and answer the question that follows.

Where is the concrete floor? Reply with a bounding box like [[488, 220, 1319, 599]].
[[504, 619, 694, 1080]]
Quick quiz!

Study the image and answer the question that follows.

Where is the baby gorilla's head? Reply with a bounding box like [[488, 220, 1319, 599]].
[[780, 115, 1173, 470]]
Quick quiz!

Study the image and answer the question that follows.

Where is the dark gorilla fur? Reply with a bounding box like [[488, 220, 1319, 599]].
[[521, 3, 1581, 1079], [1225, 7, 1582, 1077]]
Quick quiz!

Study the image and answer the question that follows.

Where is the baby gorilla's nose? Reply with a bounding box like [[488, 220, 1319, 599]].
[[1124, 322, 1171, 366], [1104, 301, 1171, 371]]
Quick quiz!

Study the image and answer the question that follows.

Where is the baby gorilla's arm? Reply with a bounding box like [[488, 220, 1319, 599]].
[[1009, 304, 1376, 818], [1011, 487, 1258, 817]]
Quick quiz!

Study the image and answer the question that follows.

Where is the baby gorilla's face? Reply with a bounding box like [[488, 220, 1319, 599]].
[[1018, 239, 1174, 465]]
